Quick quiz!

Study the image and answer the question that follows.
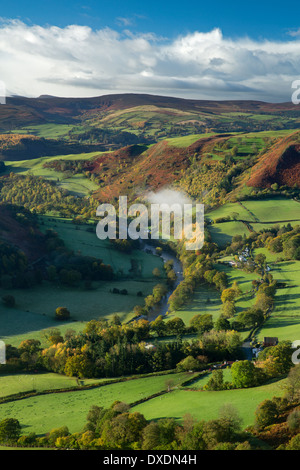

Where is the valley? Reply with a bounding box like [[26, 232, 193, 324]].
[[0, 93, 300, 450]]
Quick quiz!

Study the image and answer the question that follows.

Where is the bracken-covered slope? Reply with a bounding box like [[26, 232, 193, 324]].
[[90, 134, 232, 202], [246, 131, 300, 188]]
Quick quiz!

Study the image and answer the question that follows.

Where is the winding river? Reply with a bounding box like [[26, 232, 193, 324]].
[[140, 241, 184, 321]]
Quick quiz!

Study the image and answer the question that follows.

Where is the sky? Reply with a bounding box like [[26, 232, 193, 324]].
[[0, 0, 300, 101]]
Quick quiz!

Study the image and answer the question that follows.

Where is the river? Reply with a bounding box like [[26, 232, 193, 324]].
[[140, 241, 184, 321]]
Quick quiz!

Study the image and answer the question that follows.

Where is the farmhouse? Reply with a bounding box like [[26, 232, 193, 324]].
[[263, 337, 278, 347]]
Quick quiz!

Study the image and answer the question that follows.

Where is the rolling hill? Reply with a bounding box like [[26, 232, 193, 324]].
[[246, 131, 300, 188]]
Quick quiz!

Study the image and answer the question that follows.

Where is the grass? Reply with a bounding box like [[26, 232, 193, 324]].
[[257, 259, 300, 343], [9, 124, 75, 139], [0, 278, 160, 346], [0, 372, 193, 435], [0, 373, 108, 398], [207, 197, 300, 248], [207, 202, 254, 222], [166, 285, 222, 325], [131, 377, 286, 428], [208, 221, 250, 247], [241, 198, 300, 223], [4, 151, 102, 196], [39, 216, 164, 277], [164, 133, 215, 147], [0, 216, 166, 346]]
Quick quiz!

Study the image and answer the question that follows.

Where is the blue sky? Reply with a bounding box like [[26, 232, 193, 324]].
[[0, 1, 300, 100], [1, 0, 300, 40]]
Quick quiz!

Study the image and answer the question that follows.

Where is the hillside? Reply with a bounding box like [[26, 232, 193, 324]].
[[246, 131, 300, 188], [0, 203, 46, 262], [0, 134, 109, 161], [1, 94, 300, 139]]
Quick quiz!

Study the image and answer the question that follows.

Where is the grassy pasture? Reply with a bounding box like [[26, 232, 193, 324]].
[[0, 372, 193, 435], [241, 198, 300, 223], [207, 198, 300, 247], [0, 216, 165, 345], [257, 259, 300, 343], [164, 133, 215, 147], [132, 377, 286, 428], [166, 285, 222, 325], [9, 124, 75, 139], [0, 373, 104, 398], [40, 217, 164, 277], [4, 151, 101, 196], [208, 221, 250, 247]]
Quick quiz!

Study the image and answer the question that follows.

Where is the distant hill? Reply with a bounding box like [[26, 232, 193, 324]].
[[0, 93, 300, 134]]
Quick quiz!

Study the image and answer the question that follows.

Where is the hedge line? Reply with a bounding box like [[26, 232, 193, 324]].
[[0, 369, 178, 405]]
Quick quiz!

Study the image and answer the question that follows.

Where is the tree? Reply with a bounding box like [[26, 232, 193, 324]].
[[55, 307, 70, 321], [287, 409, 300, 433], [176, 355, 201, 372], [286, 433, 300, 450], [101, 411, 147, 449], [231, 360, 258, 388], [221, 301, 236, 319], [152, 268, 161, 278], [204, 369, 224, 391], [0, 418, 21, 443], [284, 365, 300, 402], [236, 308, 264, 329], [151, 315, 167, 337], [255, 253, 266, 267], [64, 354, 93, 378], [190, 314, 213, 334], [165, 317, 185, 335], [258, 341, 293, 377], [254, 399, 278, 430], [221, 288, 236, 303], [214, 316, 230, 331], [2, 294, 15, 307]]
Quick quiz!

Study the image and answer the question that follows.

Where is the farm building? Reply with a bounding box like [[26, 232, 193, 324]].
[[263, 337, 278, 347]]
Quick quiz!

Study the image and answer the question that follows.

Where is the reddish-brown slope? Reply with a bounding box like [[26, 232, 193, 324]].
[[91, 134, 232, 202], [246, 131, 300, 188]]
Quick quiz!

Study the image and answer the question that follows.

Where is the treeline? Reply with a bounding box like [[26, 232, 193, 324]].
[[0, 134, 106, 161], [167, 241, 226, 312], [1, 315, 244, 378], [68, 127, 152, 146]]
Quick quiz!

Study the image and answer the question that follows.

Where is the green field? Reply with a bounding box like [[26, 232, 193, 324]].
[[132, 377, 286, 428], [0, 216, 166, 346], [207, 198, 300, 247], [0, 372, 193, 435], [209, 221, 250, 247], [40, 217, 164, 277], [242, 199, 300, 223], [10, 124, 75, 139], [257, 259, 300, 342], [166, 285, 222, 325], [0, 373, 108, 398], [4, 151, 102, 196], [164, 132, 216, 147]]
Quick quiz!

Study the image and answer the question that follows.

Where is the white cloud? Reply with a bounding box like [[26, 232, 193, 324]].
[[0, 19, 299, 101]]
